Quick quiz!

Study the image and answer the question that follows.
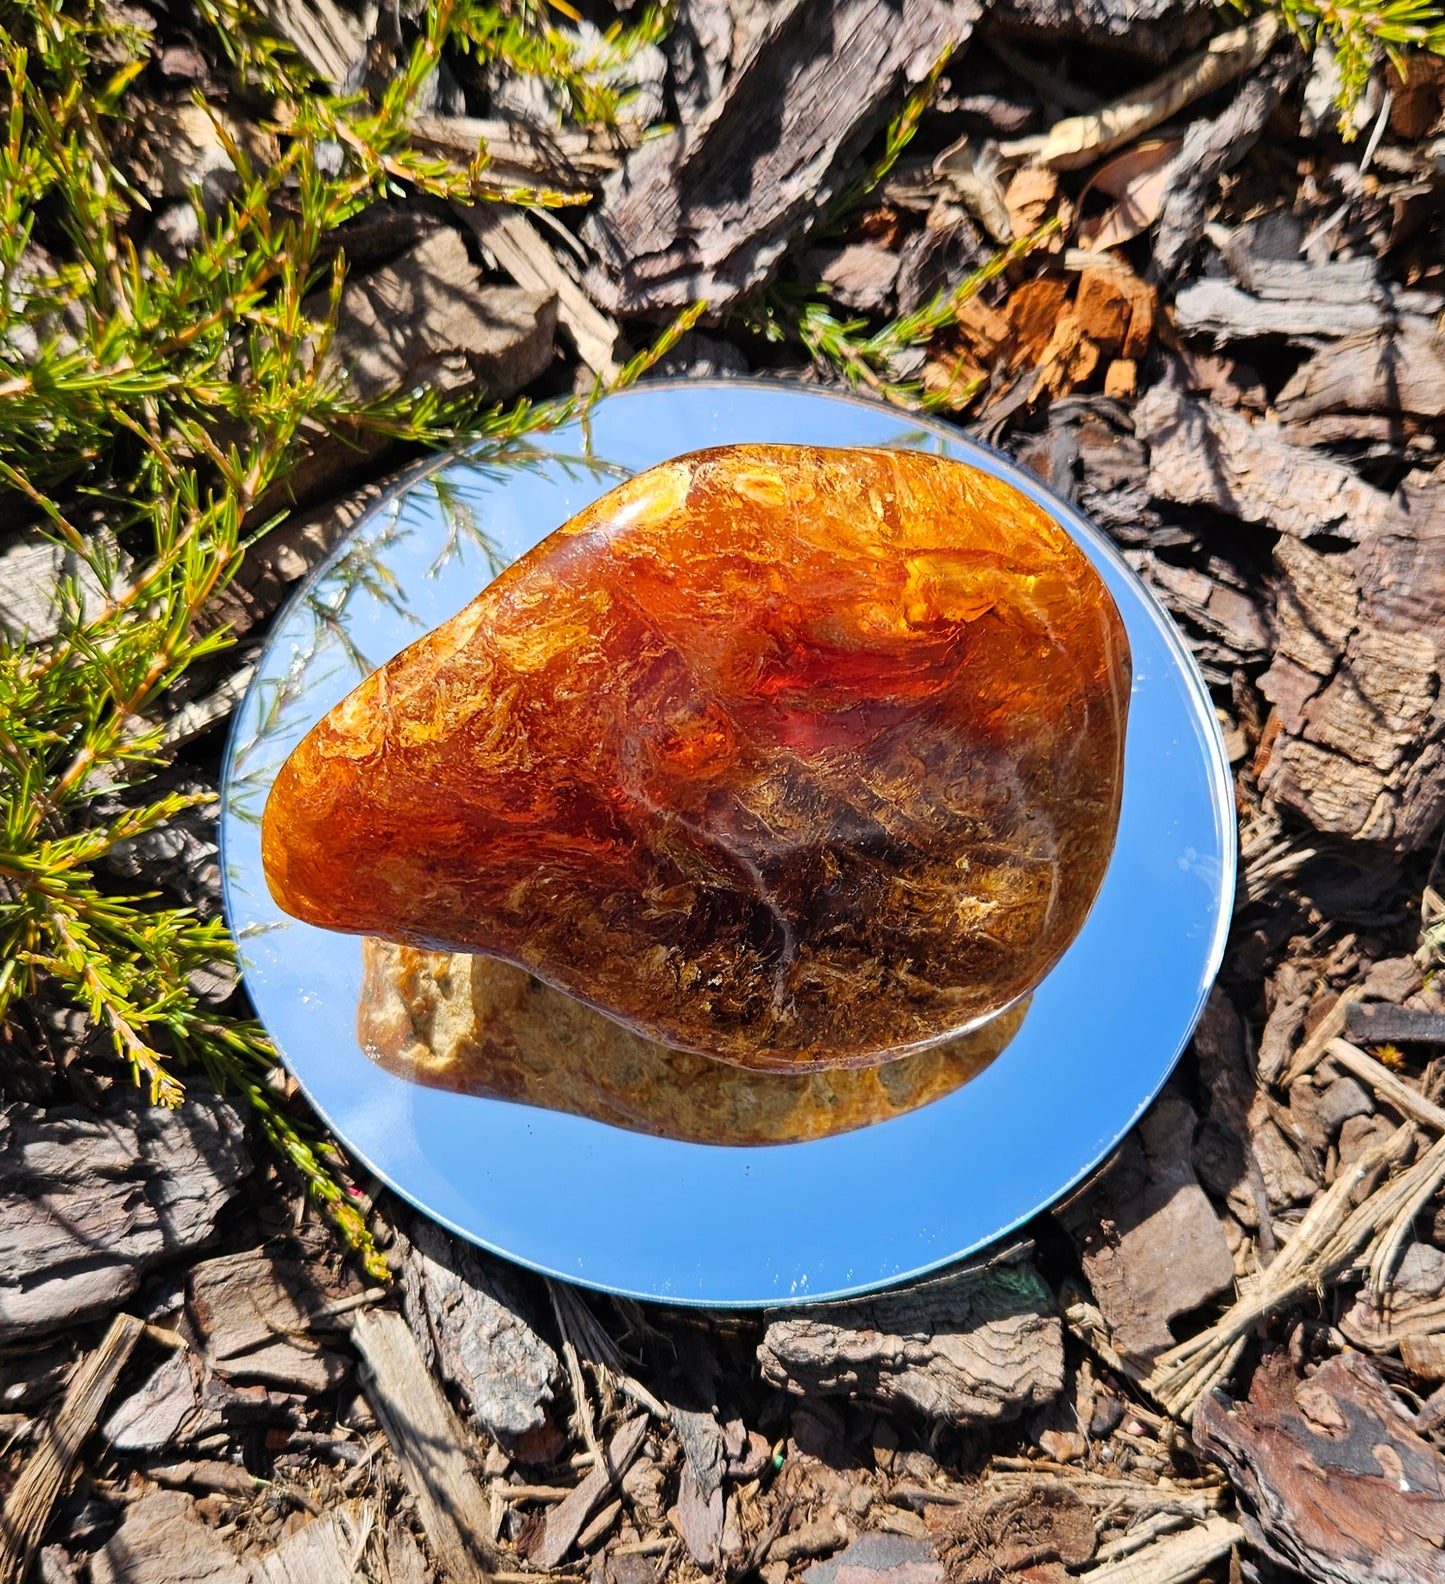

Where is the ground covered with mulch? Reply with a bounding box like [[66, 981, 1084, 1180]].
[[4, 1, 1445, 1581]]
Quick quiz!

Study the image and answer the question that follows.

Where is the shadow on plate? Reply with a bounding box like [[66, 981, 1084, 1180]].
[[358, 938, 1028, 1146]]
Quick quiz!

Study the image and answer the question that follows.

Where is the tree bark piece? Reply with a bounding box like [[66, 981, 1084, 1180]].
[[88, 1489, 250, 1584], [530, 1415, 651, 1571], [257, 0, 363, 88], [1135, 378, 1408, 544], [1276, 323, 1445, 422], [1194, 1349, 1445, 1583], [583, 0, 979, 316], [322, 227, 555, 406], [264, 227, 557, 520], [757, 1248, 1063, 1425], [351, 1308, 498, 1583], [991, 0, 1213, 60], [1148, 50, 1301, 282], [0, 1091, 250, 1342], [0, 1314, 144, 1584], [251, 1502, 369, 1584], [1172, 277, 1411, 342], [667, 1406, 726, 1570], [1256, 484, 1445, 852], [412, 117, 619, 190], [405, 1217, 560, 1452], [188, 1250, 351, 1396], [1056, 1092, 1235, 1371]]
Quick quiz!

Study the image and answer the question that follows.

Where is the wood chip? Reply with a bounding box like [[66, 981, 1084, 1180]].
[[190, 1249, 351, 1395], [1006, 276, 1071, 366], [530, 1415, 650, 1571], [0, 1314, 144, 1584], [1003, 166, 1057, 241], [1402, 1333, 1445, 1380], [460, 205, 622, 379], [101, 1348, 199, 1453], [799, 1531, 941, 1584], [1056, 1092, 1235, 1370], [251, 1501, 370, 1584], [0, 1091, 249, 1342], [1194, 1349, 1445, 1583], [757, 1248, 1063, 1424], [1028, 312, 1100, 399], [352, 1308, 499, 1583], [88, 1488, 249, 1584]]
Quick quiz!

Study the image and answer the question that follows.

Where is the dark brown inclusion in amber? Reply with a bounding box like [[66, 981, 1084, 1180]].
[[263, 445, 1130, 1071]]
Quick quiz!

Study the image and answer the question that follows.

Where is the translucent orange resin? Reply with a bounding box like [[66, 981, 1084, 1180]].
[[262, 446, 1130, 1070]]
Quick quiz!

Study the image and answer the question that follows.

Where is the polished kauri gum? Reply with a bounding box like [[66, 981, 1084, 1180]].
[[263, 445, 1130, 1071]]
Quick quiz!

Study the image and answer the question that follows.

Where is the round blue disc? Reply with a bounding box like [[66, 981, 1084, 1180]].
[[220, 380, 1235, 1306]]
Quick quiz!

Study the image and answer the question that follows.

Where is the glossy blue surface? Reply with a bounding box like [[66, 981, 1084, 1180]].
[[220, 381, 1235, 1306]]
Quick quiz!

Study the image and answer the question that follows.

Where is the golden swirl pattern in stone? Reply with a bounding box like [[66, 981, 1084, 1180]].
[[263, 445, 1130, 1070]]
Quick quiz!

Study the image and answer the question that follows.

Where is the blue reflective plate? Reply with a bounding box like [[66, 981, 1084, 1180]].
[[221, 381, 1234, 1306]]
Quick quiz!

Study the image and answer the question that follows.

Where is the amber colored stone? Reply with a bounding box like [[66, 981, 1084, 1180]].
[[263, 445, 1130, 1070], [359, 939, 1028, 1145]]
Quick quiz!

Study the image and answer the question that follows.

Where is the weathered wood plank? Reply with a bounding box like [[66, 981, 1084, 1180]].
[[0, 1315, 145, 1584], [351, 1308, 498, 1583]]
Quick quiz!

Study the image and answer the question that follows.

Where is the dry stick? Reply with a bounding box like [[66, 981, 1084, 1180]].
[[547, 1281, 605, 1472], [1365, 1128, 1445, 1303], [1145, 1124, 1417, 1420], [0, 1313, 145, 1584], [1000, 14, 1280, 171], [1322, 1037, 1445, 1133], [352, 1309, 499, 1582], [1076, 1515, 1244, 1584], [1278, 988, 1368, 1087]]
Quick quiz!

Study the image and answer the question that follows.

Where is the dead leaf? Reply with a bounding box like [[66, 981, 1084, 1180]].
[[933, 135, 1013, 243], [1077, 138, 1183, 252]]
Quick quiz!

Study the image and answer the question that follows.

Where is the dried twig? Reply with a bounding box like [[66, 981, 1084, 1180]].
[[1000, 16, 1280, 171], [0, 1314, 144, 1584], [1076, 1515, 1244, 1584], [1146, 1124, 1416, 1419]]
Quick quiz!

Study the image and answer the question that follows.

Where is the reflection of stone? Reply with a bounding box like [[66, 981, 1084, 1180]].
[[358, 939, 1027, 1146], [266, 446, 1129, 1070]]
